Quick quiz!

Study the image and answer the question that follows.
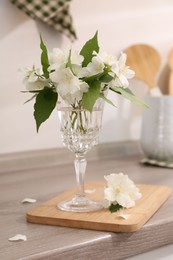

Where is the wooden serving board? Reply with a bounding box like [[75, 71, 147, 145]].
[[27, 182, 171, 233]]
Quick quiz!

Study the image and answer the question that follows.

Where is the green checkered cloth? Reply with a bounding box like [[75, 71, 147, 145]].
[[11, 0, 77, 41]]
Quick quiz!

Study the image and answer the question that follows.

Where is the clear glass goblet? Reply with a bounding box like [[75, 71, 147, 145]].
[[57, 103, 103, 212]]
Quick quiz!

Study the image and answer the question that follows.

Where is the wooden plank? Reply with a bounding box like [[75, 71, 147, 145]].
[[27, 182, 171, 232]]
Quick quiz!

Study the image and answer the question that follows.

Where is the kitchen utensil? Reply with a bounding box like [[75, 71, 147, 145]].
[[124, 44, 162, 96], [168, 48, 173, 95]]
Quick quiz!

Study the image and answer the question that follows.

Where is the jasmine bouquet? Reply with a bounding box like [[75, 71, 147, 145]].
[[23, 32, 146, 131]]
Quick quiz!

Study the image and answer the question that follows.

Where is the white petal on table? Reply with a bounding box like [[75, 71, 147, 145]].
[[85, 189, 96, 194], [115, 212, 130, 220], [21, 198, 37, 203], [8, 234, 27, 242]]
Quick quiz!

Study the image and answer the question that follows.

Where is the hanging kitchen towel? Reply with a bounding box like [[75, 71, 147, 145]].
[[10, 0, 77, 41]]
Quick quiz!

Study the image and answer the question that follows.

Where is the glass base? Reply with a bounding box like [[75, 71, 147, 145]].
[[57, 195, 103, 212]]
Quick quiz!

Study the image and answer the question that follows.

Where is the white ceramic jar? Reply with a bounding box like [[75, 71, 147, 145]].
[[140, 96, 173, 162]]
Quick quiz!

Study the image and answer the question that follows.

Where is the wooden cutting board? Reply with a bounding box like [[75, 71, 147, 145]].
[[27, 182, 171, 233]]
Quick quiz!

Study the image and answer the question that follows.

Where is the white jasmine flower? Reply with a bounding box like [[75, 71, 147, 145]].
[[72, 65, 89, 78], [49, 48, 68, 67], [70, 50, 84, 65], [54, 67, 80, 94], [79, 81, 89, 93], [111, 53, 135, 88], [23, 67, 47, 91], [60, 92, 76, 105], [62, 83, 89, 104], [104, 173, 142, 209], [86, 56, 105, 76], [95, 51, 118, 66], [50, 67, 89, 104], [49, 49, 84, 74]]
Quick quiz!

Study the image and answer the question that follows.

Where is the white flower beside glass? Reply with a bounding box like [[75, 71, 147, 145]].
[[104, 173, 142, 213]]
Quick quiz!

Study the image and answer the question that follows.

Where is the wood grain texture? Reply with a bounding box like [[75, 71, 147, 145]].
[[1, 142, 173, 260], [27, 183, 171, 233], [168, 48, 173, 95], [125, 44, 161, 88]]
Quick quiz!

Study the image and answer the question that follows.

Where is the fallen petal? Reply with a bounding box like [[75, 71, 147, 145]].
[[8, 234, 27, 241], [85, 189, 96, 194], [115, 212, 130, 220], [22, 198, 37, 203]]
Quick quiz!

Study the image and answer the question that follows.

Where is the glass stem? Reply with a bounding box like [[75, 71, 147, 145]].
[[74, 155, 87, 197]]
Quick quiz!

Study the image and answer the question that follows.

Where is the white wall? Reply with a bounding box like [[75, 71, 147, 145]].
[[1, 0, 173, 154]]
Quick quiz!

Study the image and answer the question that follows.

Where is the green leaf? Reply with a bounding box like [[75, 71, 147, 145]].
[[80, 31, 99, 67], [24, 94, 37, 104], [110, 86, 149, 108], [84, 69, 113, 85], [82, 80, 101, 112], [99, 73, 113, 83], [109, 203, 123, 213], [34, 87, 58, 132], [21, 90, 41, 93], [84, 72, 103, 84], [40, 35, 49, 79], [99, 93, 116, 107]]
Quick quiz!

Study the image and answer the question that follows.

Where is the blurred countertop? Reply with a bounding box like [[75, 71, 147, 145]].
[[0, 141, 173, 260]]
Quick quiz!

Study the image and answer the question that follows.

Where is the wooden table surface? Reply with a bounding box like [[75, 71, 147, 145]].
[[0, 141, 173, 260]]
